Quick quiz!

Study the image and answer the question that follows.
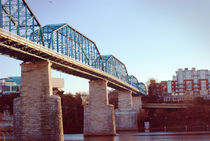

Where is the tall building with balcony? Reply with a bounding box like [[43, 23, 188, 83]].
[[171, 68, 210, 96], [0, 77, 21, 94], [164, 68, 210, 101]]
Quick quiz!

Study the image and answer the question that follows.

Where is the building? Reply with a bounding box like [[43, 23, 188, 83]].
[[0, 77, 21, 94], [0, 76, 64, 95], [163, 68, 210, 101], [148, 80, 163, 97], [160, 81, 168, 96]]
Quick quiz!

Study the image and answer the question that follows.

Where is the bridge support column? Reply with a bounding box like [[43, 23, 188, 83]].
[[13, 61, 64, 141], [84, 80, 116, 136], [115, 90, 138, 131], [132, 95, 142, 112]]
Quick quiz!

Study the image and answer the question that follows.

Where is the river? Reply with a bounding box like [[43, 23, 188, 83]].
[[64, 131, 210, 141]]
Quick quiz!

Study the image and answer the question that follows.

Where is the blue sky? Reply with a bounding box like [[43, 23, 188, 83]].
[[0, 0, 210, 94]]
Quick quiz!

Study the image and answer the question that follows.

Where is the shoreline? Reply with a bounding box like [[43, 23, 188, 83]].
[[136, 131, 210, 136]]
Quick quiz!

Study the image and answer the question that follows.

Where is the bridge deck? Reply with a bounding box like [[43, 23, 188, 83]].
[[142, 103, 193, 109], [0, 29, 139, 94]]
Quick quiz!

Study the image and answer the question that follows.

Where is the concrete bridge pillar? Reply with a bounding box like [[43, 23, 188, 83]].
[[84, 80, 116, 136], [115, 90, 138, 131], [13, 61, 64, 141], [132, 95, 142, 112]]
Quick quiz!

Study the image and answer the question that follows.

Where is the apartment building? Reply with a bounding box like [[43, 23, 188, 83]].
[[163, 68, 210, 101]]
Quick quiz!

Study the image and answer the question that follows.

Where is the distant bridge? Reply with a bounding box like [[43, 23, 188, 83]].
[[142, 103, 193, 109]]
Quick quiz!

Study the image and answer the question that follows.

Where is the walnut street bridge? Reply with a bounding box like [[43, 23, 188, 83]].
[[0, 0, 147, 140]]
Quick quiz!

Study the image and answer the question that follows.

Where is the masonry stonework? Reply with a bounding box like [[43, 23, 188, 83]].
[[115, 90, 139, 131], [13, 61, 64, 141], [84, 80, 116, 136], [132, 96, 142, 112]]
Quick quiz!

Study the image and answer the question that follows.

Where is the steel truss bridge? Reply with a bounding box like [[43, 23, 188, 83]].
[[0, 0, 146, 95]]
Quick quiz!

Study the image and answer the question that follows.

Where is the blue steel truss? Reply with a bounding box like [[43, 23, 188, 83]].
[[137, 82, 146, 95], [0, 0, 146, 95], [128, 75, 146, 95], [0, 0, 44, 45], [32, 23, 102, 69], [128, 75, 138, 88], [102, 55, 128, 82], [102, 55, 146, 95]]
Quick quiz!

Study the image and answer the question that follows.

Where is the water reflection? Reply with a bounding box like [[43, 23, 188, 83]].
[[64, 131, 210, 141], [84, 136, 116, 141]]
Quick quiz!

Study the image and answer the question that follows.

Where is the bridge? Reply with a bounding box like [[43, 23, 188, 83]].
[[0, 0, 146, 140], [142, 103, 193, 109]]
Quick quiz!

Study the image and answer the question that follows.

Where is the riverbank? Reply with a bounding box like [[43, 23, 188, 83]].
[[3, 131, 210, 141], [136, 131, 210, 136], [64, 131, 210, 141]]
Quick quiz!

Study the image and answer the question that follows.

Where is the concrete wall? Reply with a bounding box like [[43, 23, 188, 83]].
[[115, 91, 140, 131], [52, 78, 64, 89], [132, 96, 142, 112], [13, 61, 64, 141], [84, 80, 116, 136]]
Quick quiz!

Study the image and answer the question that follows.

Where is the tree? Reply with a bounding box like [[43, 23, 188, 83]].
[[108, 90, 118, 109], [0, 94, 19, 114], [60, 93, 84, 133]]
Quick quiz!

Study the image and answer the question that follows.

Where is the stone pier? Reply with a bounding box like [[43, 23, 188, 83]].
[[84, 80, 116, 136], [115, 90, 138, 131], [132, 95, 142, 112], [13, 61, 64, 141]]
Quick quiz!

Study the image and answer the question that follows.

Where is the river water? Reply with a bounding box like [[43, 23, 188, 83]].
[[64, 131, 210, 141]]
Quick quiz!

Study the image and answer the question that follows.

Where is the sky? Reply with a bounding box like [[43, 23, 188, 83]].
[[0, 0, 210, 94]]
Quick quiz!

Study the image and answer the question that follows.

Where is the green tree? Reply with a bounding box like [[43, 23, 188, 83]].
[[60, 93, 84, 133]]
